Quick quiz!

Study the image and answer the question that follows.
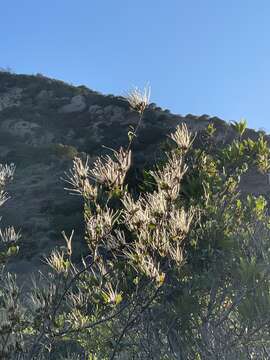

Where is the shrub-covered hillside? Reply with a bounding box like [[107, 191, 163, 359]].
[[0, 71, 269, 278], [1, 85, 270, 358]]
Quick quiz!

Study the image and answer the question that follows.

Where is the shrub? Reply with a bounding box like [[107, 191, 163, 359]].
[[50, 144, 78, 160], [1, 87, 270, 359], [0, 66, 14, 74]]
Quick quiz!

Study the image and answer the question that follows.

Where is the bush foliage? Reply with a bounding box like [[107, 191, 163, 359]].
[[1, 87, 270, 359]]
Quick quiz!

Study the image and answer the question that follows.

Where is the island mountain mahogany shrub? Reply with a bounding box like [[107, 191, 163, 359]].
[[1, 87, 270, 359]]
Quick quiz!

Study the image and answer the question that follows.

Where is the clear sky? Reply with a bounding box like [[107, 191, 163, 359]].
[[1, 0, 270, 131]]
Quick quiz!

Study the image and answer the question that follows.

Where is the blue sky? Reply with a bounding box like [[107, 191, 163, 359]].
[[1, 0, 270, 131]]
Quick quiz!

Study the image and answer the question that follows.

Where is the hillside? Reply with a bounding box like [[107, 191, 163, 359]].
[[0, 71, 269, 276]]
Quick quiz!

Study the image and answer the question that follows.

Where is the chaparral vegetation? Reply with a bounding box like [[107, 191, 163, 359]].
[[1, 87, 270, 359]]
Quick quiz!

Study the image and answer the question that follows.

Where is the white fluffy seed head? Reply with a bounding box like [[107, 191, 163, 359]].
[[169, 123, 195, 151], [125, 85, 151, 114]]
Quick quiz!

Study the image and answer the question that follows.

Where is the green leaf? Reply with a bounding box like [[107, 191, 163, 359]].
[[231, 119, 247, 137], [206, 123, 216, 137], [115, 293, 123, 305]]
